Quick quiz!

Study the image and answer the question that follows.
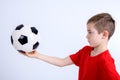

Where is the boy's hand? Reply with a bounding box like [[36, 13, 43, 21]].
[[20, 50, 39, 58]]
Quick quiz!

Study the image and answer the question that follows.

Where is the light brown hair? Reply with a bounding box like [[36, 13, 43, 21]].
[[87, 13, 115, 39]]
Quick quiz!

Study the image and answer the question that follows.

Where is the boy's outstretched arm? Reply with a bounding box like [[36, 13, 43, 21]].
[[23, 50, 73, 67]]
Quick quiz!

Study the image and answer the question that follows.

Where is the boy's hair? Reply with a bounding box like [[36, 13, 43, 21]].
[[87, 13, 115, 40]]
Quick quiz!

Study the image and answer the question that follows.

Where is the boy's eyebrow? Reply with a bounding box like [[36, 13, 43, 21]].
[[87, 29, 91, 31]]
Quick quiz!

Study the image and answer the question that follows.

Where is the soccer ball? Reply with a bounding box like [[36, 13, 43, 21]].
[[11, 24, 40, 53]]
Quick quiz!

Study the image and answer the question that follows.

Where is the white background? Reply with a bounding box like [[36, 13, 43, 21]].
[[0, 0, 120, 80]]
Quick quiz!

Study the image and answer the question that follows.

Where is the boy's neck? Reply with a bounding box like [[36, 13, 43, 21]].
[[90, 43, 108, 56]]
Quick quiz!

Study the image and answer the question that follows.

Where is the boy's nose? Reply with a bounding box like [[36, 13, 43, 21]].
[[86, 34, 88, 39]]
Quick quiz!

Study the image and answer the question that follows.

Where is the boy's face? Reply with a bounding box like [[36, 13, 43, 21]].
[[86, 23, 104, 47]]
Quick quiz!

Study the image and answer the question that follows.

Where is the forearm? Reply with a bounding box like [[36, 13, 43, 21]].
[[35, 53, 73, 67], [25, 51, 73, 67]]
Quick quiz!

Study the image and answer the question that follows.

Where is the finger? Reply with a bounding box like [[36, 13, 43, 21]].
[[19, 52, 27, 56], [25, 52, 30, 56]]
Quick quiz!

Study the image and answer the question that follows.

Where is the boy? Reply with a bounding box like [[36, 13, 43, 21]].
[[23, 13, 120, 80]]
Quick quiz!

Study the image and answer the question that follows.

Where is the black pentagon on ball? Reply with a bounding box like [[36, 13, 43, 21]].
[[18, 35, 28, 45], [31, 27, 38, 35], [11, 36, 13, 45], [33, 42, 39, 49], [15, 24, 24, 30]]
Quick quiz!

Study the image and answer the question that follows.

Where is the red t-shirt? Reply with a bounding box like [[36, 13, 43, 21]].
[[70, 46, 120, 80]]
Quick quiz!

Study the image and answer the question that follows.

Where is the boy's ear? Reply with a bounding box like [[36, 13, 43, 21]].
[[102, 30, 109, 39]]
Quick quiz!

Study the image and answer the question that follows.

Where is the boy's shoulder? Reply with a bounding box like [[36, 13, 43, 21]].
[[97, 50, 114, 64], [77, 45, 93, 54], [82, 45, 93, 50]]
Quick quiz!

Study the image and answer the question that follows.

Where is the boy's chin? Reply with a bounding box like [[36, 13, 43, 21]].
[[89, 44, 95, 47]]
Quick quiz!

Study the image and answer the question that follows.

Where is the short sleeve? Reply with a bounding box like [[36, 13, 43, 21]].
[[70, 46, 90, 66]]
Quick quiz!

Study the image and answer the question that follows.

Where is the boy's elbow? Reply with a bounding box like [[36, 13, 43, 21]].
[[56, 61, 68, 67], [57, 64, 65, 67], [56, 57, 72, 67], [54, 57, 72, 67], [55, 60, 66, 67]]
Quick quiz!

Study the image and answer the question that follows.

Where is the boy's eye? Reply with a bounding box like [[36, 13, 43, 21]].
[[88, 31, 92, 34], [87, 30, 94, 34]]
